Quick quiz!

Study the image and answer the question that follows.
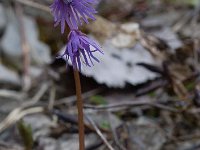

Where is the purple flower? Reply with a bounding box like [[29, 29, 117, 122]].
[[59, 30, 103, 70], [50, 0, 97, 33]]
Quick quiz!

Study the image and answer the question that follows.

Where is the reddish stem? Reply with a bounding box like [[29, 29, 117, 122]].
[[15, 2, 30, 91], [73, 69, 85, 150]]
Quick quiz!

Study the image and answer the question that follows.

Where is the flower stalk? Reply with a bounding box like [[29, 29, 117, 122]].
[[50, 0, 102, 149], [73, 69, 85, 150]]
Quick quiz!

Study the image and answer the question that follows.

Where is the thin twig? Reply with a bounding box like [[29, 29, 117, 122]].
[[73, 70, 85, 150], [194, 39, 200, 71], [15, 2, 31, 91], [186, 108, 200, 114], [172, 11, 192, 32], [54, 89, 101, 105], [52, 109, 111, 134], [48, 82, 56, 110], [86, 115, 115, 150], [108, 112, 127, 150], [84, 100, 179, 112], [15, 0, 50, 13], [167, 134, 200, 144]]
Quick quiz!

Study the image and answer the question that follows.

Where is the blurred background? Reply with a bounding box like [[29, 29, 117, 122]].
[[0, 0, 200, 149]]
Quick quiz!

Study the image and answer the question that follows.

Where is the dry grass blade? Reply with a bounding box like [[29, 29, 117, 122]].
[[86, 115, 115, 150], [54, 89, 101, 105], [0, 107, 44, 133], [0, 83, 48, 133], [48, 82, 56, 110], [0, 89, 24, 100], [108, 112, 127, 150], [22, 82, 49, 107]]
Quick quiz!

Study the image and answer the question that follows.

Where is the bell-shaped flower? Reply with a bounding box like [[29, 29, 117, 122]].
[[59, 30, 103, 70], [50, 0, 97, 33]]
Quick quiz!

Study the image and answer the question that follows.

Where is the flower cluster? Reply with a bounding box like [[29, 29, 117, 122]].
[[50, 0, 102, 70]]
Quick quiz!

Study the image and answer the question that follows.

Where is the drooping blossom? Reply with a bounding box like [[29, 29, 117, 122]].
[[50, 0, 97, 33], [59, 30, 103, 70]]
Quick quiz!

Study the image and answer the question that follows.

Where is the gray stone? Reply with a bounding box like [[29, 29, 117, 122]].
[[127, 117, 167, 150], [0, 141, 22, 150], [29, 66, 43, 78], [38, 134, 98, 150], [0, 9, 51, 69], [23, 114, 55, 139], [0, 4, 6, 37], [0, 64, 20, 86], [141, 10, 182, 28]]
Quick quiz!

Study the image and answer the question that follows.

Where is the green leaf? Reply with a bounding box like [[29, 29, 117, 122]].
[[17, 120, 33, 150], [89, 95, 107, 105], [100, 120, 111, 130], [186, 0, 200, 6], [167, 0, 200, 6], [185, 82, 195, 91], [148, 91, 156, 98]]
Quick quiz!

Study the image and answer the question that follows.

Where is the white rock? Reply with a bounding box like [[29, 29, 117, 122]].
[[0, 9, 51, 69], [80, 41, 157, 88]]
